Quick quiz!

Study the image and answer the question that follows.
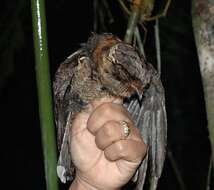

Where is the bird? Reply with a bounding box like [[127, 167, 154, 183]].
[[53, 33, 167, 190]]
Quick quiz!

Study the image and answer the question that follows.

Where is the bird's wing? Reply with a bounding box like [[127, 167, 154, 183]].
[[53, 50, 86, 183], [124, 66, 167, 190], [53, 50, 82, 148]]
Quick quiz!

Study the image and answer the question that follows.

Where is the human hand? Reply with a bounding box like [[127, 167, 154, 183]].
[[69, 98, 147, 190]]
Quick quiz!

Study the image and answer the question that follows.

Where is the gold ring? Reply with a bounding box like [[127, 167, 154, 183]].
[[120, 121, 131, 139]]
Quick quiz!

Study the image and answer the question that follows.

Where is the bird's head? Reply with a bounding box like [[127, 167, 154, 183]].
[[84, 33, 150, 98]]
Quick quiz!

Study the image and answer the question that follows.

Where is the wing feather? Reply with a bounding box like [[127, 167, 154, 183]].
[[124, 67, 167, 190], [53, 50, 85, 183], [54, 50, 82, 148]]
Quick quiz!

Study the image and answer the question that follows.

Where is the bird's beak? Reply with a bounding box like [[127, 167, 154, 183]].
[[135, 88, 143, 101], [130, 81, 144, 100]]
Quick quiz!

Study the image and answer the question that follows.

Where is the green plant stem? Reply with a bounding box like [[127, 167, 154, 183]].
[[154, 19, 161, 75], [124, 6, 141, 43], [134, 27, 145, 58], [206, 154, 213, 190], [192, 0, 214, 169], [144, 0, 171, 21], [31, 0, 59, 190], [117, 0, 131, 15]]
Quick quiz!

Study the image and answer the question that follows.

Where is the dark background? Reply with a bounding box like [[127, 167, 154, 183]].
[[0, 0, 211, 189]]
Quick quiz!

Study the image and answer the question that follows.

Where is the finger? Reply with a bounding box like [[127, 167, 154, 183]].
[[95, 120, 143, 150], [104, 139, 147, 163], [71, 98, 122, 134], [87, 103, 133, 134], [91, 97, 122, 109]]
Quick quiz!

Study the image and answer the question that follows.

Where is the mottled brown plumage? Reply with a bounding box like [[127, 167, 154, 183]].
[[54, 33, 167, 190]]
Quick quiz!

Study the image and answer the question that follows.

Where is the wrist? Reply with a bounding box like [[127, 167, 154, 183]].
[[69, 174, 121, 190], [69, 175, 95, 190]]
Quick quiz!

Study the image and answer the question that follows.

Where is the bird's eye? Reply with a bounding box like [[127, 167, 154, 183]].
[[106, 56, 115, 64], [78, 56, 86, 64]]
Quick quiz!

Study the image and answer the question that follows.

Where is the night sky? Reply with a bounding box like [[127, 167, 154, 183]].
[[0, 0, 211, 189]]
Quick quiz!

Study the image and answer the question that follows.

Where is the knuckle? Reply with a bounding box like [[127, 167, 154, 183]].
[[103, 121, 117, 138], [103, 125, 113, 138], [116, 141, 127, 157], [95, 135, 103, 149], [99, 103, 114, 117]]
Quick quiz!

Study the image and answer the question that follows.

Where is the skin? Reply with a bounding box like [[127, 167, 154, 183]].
[[69, 98, 147, 190]]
